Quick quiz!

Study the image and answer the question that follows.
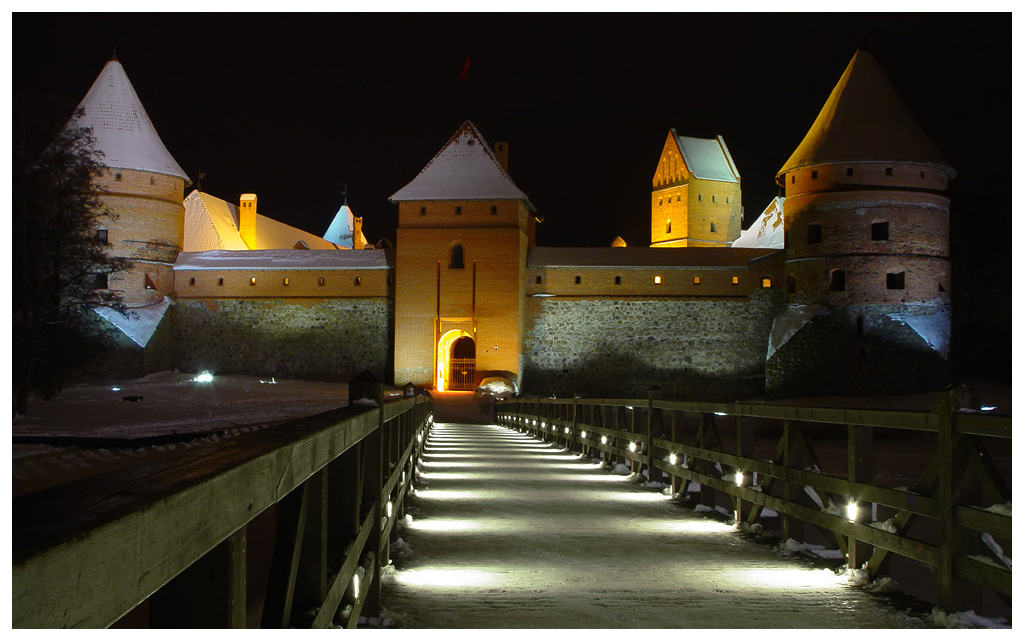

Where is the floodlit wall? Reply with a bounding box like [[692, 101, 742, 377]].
[[521, 288, 785, 400]]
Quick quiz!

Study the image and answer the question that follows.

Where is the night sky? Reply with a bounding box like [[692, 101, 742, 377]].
[[13, 12, 1012, 376]]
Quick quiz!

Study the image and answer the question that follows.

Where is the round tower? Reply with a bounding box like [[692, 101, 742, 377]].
[[74, 58, 190, 307], [767, 49, 955, 397]]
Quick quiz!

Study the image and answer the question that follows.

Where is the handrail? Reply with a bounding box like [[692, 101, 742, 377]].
[[495, 390, 1011, 614], [13, 390, 434, 628]]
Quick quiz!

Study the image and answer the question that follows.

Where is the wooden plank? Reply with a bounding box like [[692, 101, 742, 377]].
[[260, 481, 310, 628], [312, 510, 375, 629], [936, 390, 957, 612], [954, 506, 1012, 540], [953, 554, 1012, 598], [953, 413, 1011, 439]]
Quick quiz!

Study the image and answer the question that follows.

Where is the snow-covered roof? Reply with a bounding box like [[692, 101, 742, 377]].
[[182, 190, 342, 251], [95, 297, 174, 348], [389, 121, 535, 209], [777, 49, 954, 183], [528, 246, 776, 268], [175, 249, 393, 271], [323, 202, 369, 249], [674, 133, 740, 183], [733, 197, 785, 249], [72, 59, 190, 182]]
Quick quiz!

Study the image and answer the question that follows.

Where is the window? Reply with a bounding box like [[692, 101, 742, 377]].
[[939, 282, 945, 293], [150, 176, 155, 185], [807, 224, 822, 244], [318, 276, 325, 286], [726, 197, 729, 204], [535, 275, 542, 284], [787, 276, 796, 294], [710, 222, 718, 233], [920, 170, 926, 178], [575, 276, 581, 285], [93, 273, 108, 289], [885, 167, 893, 176], [283, 277, 289, 286], [762, 278, 773, 288], [250, 277, 257, 286], [491, 206, 498, 215], [732, 276, 739, 285], [614, 276, 621, 285], [188, 277, 195, 287], [450, 244, 465, 269], [387, 276, 394, 285], [115, 172, 122, 181], [455, 206, 462, 215], [96, 229, 108, 245], [654, 276, 662, 284], [791, 174, 795, 184], [712, 195, 716, 202], [698, 194, 702, 202], [146, 274, 157, 290], [354, 276, 361, 286], [829, 270, 846, 292], [666, 220, 672, 234], [846, 167, 853, 176], [218, 277, 224, 286], [871, 221, 889, 241], [811, 170, 818, 180], [659, 197, 663, 206], [693, 276, 701, 285], [420, 206, 426, 215], [887, 271, 905, 290], [677, 195, 681, 202]]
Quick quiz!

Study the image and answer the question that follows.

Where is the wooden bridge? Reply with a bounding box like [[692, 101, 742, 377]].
[[12, 385, 1011, 627]]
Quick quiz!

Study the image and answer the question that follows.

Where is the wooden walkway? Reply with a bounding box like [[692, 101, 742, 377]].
[[380, 421, 928, 628]]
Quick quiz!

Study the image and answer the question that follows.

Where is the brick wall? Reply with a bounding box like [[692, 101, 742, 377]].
[[174, 267, 392, 299], [521, 288, 785, 400]]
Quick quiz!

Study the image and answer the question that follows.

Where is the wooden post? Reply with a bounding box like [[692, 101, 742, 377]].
[[698, 414, 716, 508], [937, 389, 956, 613], [847, 425, 873, 571], [362, 385, 385, 619], [150, 527, 247, 628], [294, 469, 328, 613], [781, 419, 803, 543], [260, 482, 310, 628], [735, 415, 752, 525]]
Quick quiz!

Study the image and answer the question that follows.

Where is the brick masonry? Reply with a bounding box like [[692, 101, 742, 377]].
[[175, 298, 393, 381], [520, 289, 785, 400]]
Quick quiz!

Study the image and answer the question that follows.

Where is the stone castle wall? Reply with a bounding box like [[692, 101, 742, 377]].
[[175, 298, 393, 382], [520, 289, 785, 400]]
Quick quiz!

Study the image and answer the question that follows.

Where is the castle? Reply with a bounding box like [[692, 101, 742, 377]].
[[78, 49, 953, 400]]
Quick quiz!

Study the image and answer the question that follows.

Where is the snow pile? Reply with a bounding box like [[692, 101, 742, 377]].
[[624, 472, 644, 483], [927, 608, 1009, 629], [886, 310, 950, 358], [780, 539, 843, 560], [870, 518, 899, 533], [732, 197, 784, 249], [979, 501, 1011, 517], [980, 533, 1011, 569], [767, 304, 828, 359], [175, 248, 390, 271], [94, 296, 173, 348], [612, 463, 632, 475]]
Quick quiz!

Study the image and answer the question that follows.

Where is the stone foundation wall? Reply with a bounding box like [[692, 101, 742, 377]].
[[521, 289, 785, 400], [765, 304, 950, 398], [176, 298, 393, 381]]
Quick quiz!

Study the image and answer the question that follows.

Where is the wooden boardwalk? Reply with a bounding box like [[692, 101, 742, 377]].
[[380, 420, 928, 628]]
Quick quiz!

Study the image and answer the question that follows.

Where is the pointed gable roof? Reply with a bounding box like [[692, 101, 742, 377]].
[[72, 59, 189, 182], [389, 121, 535, 209], [673, 131, 741, 183], [777, 49, 954, 184]]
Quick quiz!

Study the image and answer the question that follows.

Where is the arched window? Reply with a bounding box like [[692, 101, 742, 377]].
[[450, 244, 465, 269], [829, 270, 846, 292]]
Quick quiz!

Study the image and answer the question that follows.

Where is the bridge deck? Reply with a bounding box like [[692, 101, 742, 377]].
[[381, 419, 927, 628]]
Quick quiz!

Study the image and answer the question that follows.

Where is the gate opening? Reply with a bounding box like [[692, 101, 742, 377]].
[[437, 330, 476, 391]]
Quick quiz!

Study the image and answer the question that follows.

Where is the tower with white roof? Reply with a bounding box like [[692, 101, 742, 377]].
[[389, 121, 537, 390], [73, 58, 190, 307]]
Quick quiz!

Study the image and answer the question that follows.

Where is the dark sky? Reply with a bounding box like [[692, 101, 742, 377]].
[[13, 12, 1010, 250]]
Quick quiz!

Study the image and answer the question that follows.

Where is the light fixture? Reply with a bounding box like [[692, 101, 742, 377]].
[[352, 574, 360, 601], [580, 431, 588, 439], [564, 427, 571, 434], [193, 371, 214, 383], [669, 453, 677, 465], [111, 387, 121, 392], [847, 500, 859, 523], [628, 442, 637, 453], [981, 406, 997, 412], [601, 436, 609, 445], [714, 411, 727, 416], [735, 471, 744, 487]]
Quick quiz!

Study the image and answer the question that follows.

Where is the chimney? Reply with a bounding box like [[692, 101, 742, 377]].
[[494, 142, 509, 173], [353, 216, 364, 249], [239, 193, 257, 249]]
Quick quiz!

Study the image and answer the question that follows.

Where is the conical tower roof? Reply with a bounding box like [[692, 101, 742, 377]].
[[389, 121, 534, 210], [776, 49, 953, 185], [324, 202, 358, 248], [72, 59, 190, 182]]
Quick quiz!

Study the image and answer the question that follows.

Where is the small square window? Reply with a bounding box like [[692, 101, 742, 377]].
[[811, 170, 818, 179], [846, 167, 854, 176], [92, 273, 108, 289], [807, 224, 822, 244], [659, 197, 663, 205], [698, 194, 702, 202], [115, 172, 122, 181], [614, 276, 621, 285], [829, 270, 846, 292], [920, 170, 926, 178], [188, 277, 195, 286], [677, 195, 681, 202], [283, 277, 289, 286], [886, 271, 905, 290], [762, 278, 772, 288], [712, 195, 716, 202], [791, 175, 795, 184], [871, 221, 889, 241], [710, 222, 718, 233], [535, 275, 542, 284], [654, 275, 662, 284], [725, 197, 729, 204], [354, 276, 361, 286], [250, 277, 257, 286], [455, 206, 462, 215], [491, 206, 498, 215], [693, 276, 701, 285], [96, 229, 108, 245], [666, 220, 672, 234], [218, 278, 224, 286], [574, 276, 581, 285], [420, 206, 426, 215], [732, 276, 739, 285], [885, 167, 893, 176]]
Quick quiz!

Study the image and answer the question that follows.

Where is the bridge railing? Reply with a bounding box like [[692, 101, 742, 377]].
[[13, 388, 433, 629], [495, 390, 1010, 613]]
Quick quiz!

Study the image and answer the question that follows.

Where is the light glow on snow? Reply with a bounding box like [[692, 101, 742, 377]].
[[409, 519, 484, 533], [193, 371, 214, 383], [395, 568, 502, 588], [643, 520, 735, 535], [414, 490, 482, 501], [727, 568, 846, 590]]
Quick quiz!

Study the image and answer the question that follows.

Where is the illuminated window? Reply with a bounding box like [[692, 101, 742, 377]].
[[318, 276, 325, 286], [872, 221, 889, 241], [710, 222, 718, 233], [218, 278, 224, 286], [575, 276, 581, 285], [96, 229, 108, 245], [283, 277, 290, 286], [693, 276, 701, 285], [614, 276, 621, 285], [762, 278, 773, 288], [811, 170, 818, 180], [807, 224, 822, 244], [654, 275, 662, 284], [455, 206, 462, 215], [450, 244, 464, 269], [732, 276, 739, 284], [354, 276, 361, 286], [885, 167, 893, 176], [250, 277, 257, 286], [829, 270, 846, 292], [886, 271, 905, 290], [535, 275, 542, 284]]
